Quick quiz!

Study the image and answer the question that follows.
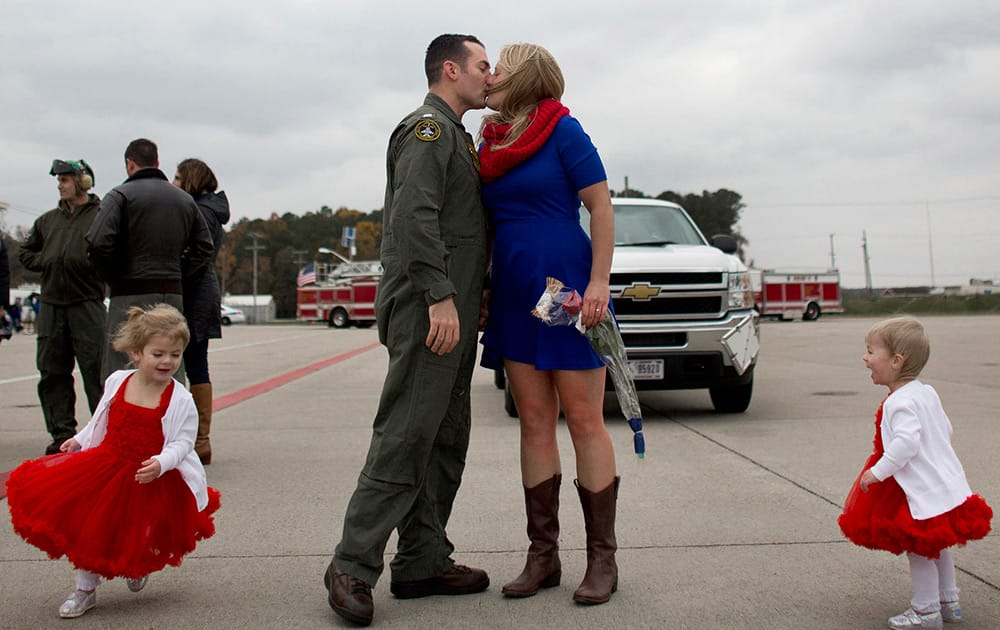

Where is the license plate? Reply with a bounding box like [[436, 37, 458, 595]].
[[628, 359, 664, 380]]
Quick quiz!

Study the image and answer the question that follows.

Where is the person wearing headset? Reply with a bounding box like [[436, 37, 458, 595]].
[[19, 159, 107, 454]]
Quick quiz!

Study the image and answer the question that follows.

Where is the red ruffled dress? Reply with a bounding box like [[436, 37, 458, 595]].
[[838, 400, 992, 559], [6, 377, 221, 579]]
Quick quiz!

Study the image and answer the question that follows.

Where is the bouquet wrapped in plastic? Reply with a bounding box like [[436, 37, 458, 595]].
[[532, 277, 645, 459]]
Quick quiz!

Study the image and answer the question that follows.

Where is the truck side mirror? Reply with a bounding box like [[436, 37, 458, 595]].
[[710, 234, 738, 254]]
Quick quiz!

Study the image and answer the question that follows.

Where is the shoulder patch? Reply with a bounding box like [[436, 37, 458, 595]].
[[415, 120, 442, 142]]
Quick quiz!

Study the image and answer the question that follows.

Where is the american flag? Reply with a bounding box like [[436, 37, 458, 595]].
[[297, 263, 316, 287]]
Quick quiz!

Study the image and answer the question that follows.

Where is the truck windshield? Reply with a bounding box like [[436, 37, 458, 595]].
[[581, 203, 707, 246]]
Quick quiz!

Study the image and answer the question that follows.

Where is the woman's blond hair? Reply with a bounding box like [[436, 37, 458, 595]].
[[112, 304, 190, 362], [866, 316, 930, 380], [479, 43, 565, 149]]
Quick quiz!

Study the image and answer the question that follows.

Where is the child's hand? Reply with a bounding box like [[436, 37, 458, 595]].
[[860, 469, 879, 492], [59, 438, 80, 453], [135, 458, 162, 484]]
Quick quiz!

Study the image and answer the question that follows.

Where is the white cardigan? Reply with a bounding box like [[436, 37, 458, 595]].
[[74, 370, 210, 511], [869, 380, 973, 520]]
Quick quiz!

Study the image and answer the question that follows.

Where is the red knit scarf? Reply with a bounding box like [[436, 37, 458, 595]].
[[479, 99, 570, 182]]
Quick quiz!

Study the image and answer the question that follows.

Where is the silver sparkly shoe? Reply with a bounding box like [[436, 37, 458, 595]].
[[940, 601, 962, 624], [58, 589, 96, 619], [888, 607, 943, 629], [126, 576, 148, 592]]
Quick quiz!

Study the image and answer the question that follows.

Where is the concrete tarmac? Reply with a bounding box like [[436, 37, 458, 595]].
[[1, 315, 998, 629]]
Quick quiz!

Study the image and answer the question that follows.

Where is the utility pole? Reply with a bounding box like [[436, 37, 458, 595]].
[[623, 176, 629, 198], [292, 249, 308, 268], [926, 201, 936, 289], [828, 233, 836, 270], [246, 232, 265, 324], [861, 230, 873, 294]]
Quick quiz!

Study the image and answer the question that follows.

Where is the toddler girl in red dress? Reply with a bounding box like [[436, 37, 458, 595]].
[[838, 317, 991, 629], [6, 304, 221, 619]]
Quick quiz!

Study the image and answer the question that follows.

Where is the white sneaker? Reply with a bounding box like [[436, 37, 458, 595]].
[[889, 607, 943, 629], [58, 589, 96, 619], [940, 601, 962, 623], [126, 576, 148, 592]]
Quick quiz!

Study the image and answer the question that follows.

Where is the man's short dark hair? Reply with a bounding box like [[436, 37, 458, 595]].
[[125, 138, 158, 168], [425, 34, 483, 87]]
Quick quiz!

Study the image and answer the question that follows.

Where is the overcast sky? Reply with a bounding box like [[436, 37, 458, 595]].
[[2, 0, 998, 288]]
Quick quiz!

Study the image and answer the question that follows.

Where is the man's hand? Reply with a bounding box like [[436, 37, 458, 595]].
[[478, 289, 490, 331], [426, 297, 460, 355]]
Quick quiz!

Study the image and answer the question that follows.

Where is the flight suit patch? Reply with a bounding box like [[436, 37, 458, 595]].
[[415, 120, 441, 142]]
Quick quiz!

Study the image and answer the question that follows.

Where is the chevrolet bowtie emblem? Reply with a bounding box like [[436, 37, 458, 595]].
[[621, 283, 661, 300]]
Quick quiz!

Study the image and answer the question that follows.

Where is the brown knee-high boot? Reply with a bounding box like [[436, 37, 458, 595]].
[[573, 476, 620, 605], [503, 474, 562, 597], [190, 383, 213, 465]]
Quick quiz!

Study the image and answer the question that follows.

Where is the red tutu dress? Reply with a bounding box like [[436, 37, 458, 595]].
[[838, 400, 992, 559], [6, 377, 221, 579]]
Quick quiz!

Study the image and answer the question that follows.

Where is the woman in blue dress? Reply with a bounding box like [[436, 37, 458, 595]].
[[478, 43, 618, 605]]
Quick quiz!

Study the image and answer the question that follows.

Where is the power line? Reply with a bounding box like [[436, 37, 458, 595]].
[[750, 195, 1000, 209]]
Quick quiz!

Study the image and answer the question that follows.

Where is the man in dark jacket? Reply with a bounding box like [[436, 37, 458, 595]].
[[86, 138, 214, 381], [19, 159, 106, 454]]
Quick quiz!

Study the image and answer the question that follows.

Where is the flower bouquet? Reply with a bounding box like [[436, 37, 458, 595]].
[[532, 277, 645, 459]]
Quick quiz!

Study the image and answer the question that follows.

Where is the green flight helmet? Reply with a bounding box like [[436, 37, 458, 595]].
[[50, 159, 95, 187]]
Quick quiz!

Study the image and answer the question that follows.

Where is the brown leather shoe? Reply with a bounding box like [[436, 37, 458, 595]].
[[324, 564, 373, 626], [390, 563, 490, 599]]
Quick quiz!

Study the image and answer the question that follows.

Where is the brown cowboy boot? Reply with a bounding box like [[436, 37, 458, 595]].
[[190, 383, 213, 465], [502, 473, 562, 597], [573, 476, 620, 605]]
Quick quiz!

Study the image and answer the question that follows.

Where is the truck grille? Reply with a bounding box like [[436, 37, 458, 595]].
[[613, 272, 722, 285], [610, 271, 727, 319], [620, 331, 687, 347], [612, 296, 722, 316]]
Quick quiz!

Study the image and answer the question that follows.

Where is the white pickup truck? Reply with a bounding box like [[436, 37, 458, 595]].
[[498, 197, 760, 415]]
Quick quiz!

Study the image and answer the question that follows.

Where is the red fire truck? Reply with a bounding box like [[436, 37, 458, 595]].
[[296, 261, 382, 328], [751, 269, 844, 321]]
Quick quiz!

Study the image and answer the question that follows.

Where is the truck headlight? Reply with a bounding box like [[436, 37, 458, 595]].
[[727, 272, 754, 310]]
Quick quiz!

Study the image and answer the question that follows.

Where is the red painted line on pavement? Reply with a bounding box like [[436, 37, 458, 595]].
[[211, 342, 381, 411], [1, 342, 381, 500]]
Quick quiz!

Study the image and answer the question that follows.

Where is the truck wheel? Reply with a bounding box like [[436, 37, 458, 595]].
[[709, 375, 753, 413], [493, 368, 506, 390], [328, 308, 350, 329], [221, 316, 231, 326], [504, 380, 519, 418], [803, 302, 821, 321]]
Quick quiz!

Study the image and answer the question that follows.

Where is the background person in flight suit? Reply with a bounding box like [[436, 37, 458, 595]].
[[324, 33, 492, 627], [19, 159, 106, 455]]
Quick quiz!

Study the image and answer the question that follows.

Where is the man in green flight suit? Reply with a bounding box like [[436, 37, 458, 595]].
[[19, 160, 106, 455], [324, 34, 493, 627]]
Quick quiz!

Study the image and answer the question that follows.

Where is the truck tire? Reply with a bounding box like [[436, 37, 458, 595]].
[[709, 373, 753, 413], [328, 308, 350, 329], [504, 380, 519, 418], [221, 316, 231, 326], [803, 302, 821, 321]]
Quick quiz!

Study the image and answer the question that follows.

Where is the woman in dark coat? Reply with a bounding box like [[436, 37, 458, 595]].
[[173, 158, 230, 464]]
